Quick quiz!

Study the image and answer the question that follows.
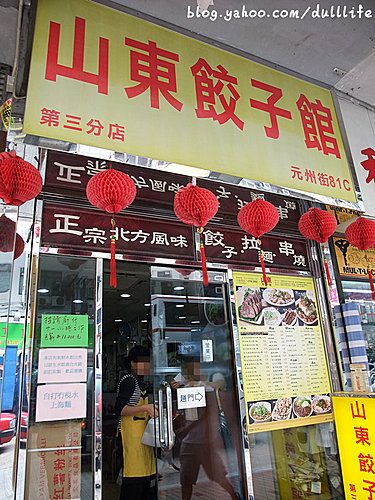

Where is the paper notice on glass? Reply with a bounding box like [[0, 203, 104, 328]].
[[36, 383, 87, 422], [177, 386, 206, 409], [350, 363, 370, 392], [38, 348, 87, 383]]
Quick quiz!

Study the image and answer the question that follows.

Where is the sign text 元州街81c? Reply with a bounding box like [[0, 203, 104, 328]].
[[24, 0, 355, 202]]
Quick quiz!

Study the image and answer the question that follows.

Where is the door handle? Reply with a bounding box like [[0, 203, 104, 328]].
[[165, 384, 175, 450], [158, 382, 174, 450], [158, 386, 166, 447]]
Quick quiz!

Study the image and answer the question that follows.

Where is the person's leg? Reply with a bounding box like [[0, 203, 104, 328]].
[[120, 479, 147, 500], [180, 443, 200, 500], [201, 449, 238, 500]]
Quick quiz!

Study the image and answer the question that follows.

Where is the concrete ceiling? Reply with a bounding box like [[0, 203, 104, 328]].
[[102, 0, 375, 104]]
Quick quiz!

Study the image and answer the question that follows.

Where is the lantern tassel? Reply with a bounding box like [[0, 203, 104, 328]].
[[368, 268, 375, 301], [324, 257, 333, 287], [110, 218, 117, 289], [259, 251, 269, 287], [199, 229, 209, 287]]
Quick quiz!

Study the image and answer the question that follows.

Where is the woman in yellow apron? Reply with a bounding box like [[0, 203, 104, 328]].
[[115, 346, 157, 499]]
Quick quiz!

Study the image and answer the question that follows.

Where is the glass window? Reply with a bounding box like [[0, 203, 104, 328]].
[[24, 255, 96, 500]]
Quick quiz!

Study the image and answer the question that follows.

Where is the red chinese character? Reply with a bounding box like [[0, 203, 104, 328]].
[[317, 172, 329, 186], [190, 58, 244, 130], [352, 401, 367, 419], [124, 38, 183, 111], [86, 119, 104, 136], [54, 458, 66, 471], [350, 484, 356, 492], [360, 148, 375, 184], [359, 453, 375, 474], [40, 108, 60, 127], [249, 80, 292, 139], [53, 473, 66, 485], [108, 123, 125, 141], [53, 487, 65, 500], [45, 17, 108, 94], [296, 94, 341, 158], [305, 169, 316, 184], [291, 165, 303, 181], [363, 480, 375, 499], [355, 427, 371, 446], [63, 114, 82, 131]]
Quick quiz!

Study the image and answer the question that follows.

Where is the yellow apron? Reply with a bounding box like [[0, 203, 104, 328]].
[[121, 396, 156, 479]]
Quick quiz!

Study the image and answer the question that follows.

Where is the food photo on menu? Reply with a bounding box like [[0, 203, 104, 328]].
[[247, 394, 332, 425], [236, 286, 318, 328]]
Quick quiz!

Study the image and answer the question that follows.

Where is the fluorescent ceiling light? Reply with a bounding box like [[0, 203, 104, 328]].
[[174, 286, 184, 291], [178, 316, 186, 319], [73, 299, 83, 304], [121, 293, 131, 298], [114, 319, 122, 323], [144, 303, 151, 307], [141, 319, 147, 323], [37, 288, 49, 294], [176, 304, 184, 308]]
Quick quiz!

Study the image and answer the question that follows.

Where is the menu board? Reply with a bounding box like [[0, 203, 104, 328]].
[[233, 272, 332, 433]]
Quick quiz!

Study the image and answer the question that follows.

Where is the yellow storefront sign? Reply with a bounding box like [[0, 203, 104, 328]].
[[24, 0, 356, 202], [333, 237, 375, 278], [332, 395, 375, 500]]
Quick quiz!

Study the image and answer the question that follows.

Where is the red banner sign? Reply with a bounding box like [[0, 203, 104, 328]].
[[41, 203, 309, 270]]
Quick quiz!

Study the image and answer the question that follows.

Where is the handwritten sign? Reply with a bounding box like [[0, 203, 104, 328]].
[[41, 314, 88, 347], [36, 382, 87, 422], [38, 348, 87, 383]]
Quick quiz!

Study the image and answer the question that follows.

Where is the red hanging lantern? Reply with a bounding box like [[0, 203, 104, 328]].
[[174, 184, 219, 286], [86, 168, 137, 288], [298, 207, 337, 287], [345, 217, 375, 251], [237, 199, 279, 286], [0, 151, 43, 206], [345, 217, 375, 300], [0, 214, 16, 252], [298, 207, 337, 244], [14, 234, 25, 260]]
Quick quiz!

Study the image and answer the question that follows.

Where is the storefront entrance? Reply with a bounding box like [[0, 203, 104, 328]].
[[102, 261, 246, 499]]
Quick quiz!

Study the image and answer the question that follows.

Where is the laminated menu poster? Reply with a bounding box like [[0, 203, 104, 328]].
[[233, 272, 333, 433]]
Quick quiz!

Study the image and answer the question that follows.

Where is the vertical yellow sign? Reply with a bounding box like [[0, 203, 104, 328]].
[[332, 395, 375, 500]]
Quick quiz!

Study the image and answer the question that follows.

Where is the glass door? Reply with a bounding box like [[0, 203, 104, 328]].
[[151, 267, 246, 500]]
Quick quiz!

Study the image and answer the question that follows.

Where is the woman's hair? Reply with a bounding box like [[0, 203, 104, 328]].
[[128, 345, 150, 363]]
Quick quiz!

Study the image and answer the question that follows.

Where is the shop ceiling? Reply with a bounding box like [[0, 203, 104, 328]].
[[101, 0, 375, 107]]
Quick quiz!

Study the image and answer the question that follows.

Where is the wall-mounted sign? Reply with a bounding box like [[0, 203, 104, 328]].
[[326, 205, 360, 226], [25, 422, 81, 499], [45, 150, 189, 209], [177, 386, 206, 410], [233, 272, 332, 433], [338, 98, 375, 215], [25, 0, 355, 202], [333, 237, 375, 278], [38, 348, 87, 383], [41, 203, 195, 261], [41, 203, 309, 271], [41, 314, 88, 347], [332, 395, 375, 500], [44, 151, 302, 231], [204, 225, 309, 270], [35, 382, 87, 422]]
